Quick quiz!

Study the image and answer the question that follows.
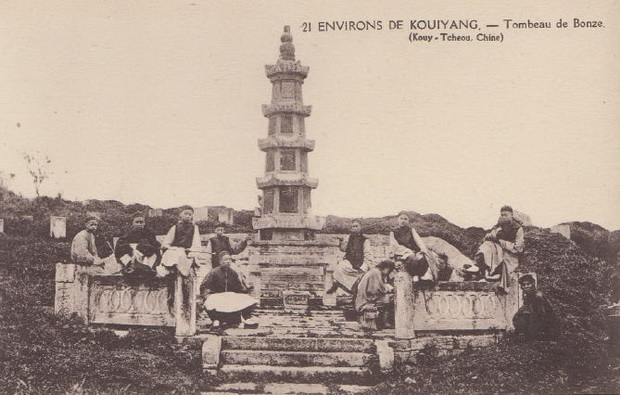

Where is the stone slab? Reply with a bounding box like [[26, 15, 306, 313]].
[[218, 365, 372, 384], [221, 349, 371, 367], [263, 383, 328, 394], [221, 336, 375, 353]]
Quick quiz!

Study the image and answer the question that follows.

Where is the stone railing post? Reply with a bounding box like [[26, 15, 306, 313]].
[[323, 266, 336, 306], [74, 265, 91, 324], [175, 271, 197, 337], [54, 263, 76, 317], [248, 265, 262, 300], [394, 267, 416, 339]]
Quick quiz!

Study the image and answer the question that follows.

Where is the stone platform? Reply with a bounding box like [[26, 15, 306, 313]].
[[197, 307, 394, 339]]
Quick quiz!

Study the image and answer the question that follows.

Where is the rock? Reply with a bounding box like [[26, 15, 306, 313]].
[[550, 224, 571, 239], [422, 236, 473, 280], [514, 210, 532, 227]]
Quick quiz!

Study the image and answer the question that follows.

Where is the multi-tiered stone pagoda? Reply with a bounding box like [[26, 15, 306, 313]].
[[252, 26, 325, 242], [249, 26, 334, 307]]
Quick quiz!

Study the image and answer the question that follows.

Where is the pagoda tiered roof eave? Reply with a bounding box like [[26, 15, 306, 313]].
[[256, 174, 318, 189], [258, 137, 315, 152], [265, 60, 309, 79], [252, 214, 325, 230], [262, 104, 312, 118]]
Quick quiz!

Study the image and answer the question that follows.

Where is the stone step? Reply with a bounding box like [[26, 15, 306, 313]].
[[221, 349, 373, 367], [217, 364, 374, 384], [222, 336, 375, 353], [206, 382, 374, 394]]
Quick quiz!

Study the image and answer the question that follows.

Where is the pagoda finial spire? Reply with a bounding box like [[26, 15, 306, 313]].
[[279, 25, 295, 61]]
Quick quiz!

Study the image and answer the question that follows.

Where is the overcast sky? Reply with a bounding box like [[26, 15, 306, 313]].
[[1, 0, 619, 230]]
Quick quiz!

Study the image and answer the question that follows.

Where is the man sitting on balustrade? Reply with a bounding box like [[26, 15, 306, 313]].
[[115, 212, 161, 280], [355, 259, 396, 329], [390, 212, 441, 284], [159, 205, 203, 277], [328, 219, 374, 295], [513, 274, 560, 340], [70, 216, 119, 274], [200, 252, 258, 329], [466, 205, 525, 292], [71, 216, 101, 266]]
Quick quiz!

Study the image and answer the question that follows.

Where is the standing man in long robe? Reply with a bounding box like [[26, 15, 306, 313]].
[[468, 205, 525, 291], [329, 219, 374, 294], [390, 212, 440, 283], [206, 223, 251, 269]]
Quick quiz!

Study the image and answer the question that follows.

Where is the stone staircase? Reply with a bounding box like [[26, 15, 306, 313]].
[[217, 336, 377, 383], [200, 308, 394, 393]]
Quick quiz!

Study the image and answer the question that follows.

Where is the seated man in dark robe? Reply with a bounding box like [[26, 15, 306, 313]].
[[390, 212, 440, 284], [206, 223, 251, 268], [200, 252, 258, 329], [513, 274, 561, 340], [115, 212, 161, 280], [355, 259, 396, 330], [329, 219, 374, 294], [466, 205, 524, 292]]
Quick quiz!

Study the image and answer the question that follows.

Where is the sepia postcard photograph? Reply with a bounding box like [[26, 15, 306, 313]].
[[0, 1, 619, 393]]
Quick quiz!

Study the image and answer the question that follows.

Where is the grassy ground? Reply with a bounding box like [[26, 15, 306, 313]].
[[1, 226, 618, 393]]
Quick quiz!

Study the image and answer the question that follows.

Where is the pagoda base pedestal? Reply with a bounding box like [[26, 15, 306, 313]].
[[247, 241, 339, 307]]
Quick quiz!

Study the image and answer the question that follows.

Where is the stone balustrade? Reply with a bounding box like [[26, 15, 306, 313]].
[[54, 263, 196, 337], [392, 267, 525, 363]]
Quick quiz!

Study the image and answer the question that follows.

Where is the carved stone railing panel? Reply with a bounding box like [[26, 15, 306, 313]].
[[89, 277, 174, 326], [54, 263, 195, 337], [395, 270, 522, 338], [413, 290, 506, 331]]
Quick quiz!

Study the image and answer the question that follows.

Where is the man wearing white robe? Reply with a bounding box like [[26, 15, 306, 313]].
[[330, 220, 374, 294]]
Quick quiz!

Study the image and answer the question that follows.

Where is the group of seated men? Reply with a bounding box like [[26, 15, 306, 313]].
[[70, 206, 257, 329], [329, 207, 559, 339], [70, 205, 559, 338]]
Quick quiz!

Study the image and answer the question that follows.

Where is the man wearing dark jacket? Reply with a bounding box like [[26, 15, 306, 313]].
[[513, 274, 561, 340], [200, 252, 258, 328], [206, 224, 251, 268], [115, 213, 161, 279], [329, 220, 374, 294]]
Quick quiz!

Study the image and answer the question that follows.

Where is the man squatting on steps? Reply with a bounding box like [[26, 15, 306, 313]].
[[200, 251, 259, 329]]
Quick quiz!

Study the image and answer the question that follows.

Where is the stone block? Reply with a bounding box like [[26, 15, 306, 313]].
[[194, 206, 209, 222], [50, 216, 67, 239], [55, 263, 76, 282], [282, 290, 310, 311], [54, 282, 75, 316], [374, 339, 394, 372], [209, 382, 258, 392], [263, 383, 328, 394], [221, 349, 371, 367], [0, 218, 3, 233], [202, 335, 222, 369], [221, 336, 374, 353], [550, 224, 571, 239], [218, 365, 371, 384]]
